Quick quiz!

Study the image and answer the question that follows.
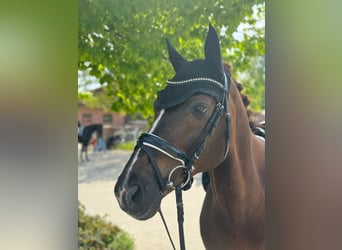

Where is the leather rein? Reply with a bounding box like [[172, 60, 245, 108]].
[[134, 74, 231, 250]]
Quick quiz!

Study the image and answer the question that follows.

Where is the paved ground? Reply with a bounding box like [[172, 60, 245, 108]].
[[78, 148, 206, 250]]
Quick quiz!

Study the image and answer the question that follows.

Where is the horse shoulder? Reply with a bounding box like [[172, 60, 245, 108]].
[[200, 190, 235, 250]]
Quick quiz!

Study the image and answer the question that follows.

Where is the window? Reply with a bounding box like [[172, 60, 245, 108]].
[[103, 114, 113, 123], [82, 113, 92, 123]]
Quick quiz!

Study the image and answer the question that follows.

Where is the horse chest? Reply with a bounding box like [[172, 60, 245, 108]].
[[200, 200, 236, 249], [200, 193, 264, 250]]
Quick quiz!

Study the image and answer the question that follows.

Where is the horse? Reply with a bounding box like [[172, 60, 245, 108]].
[[202, 87, 266, 192], [114, 24, 265, 250], [78, 124, 103, 161], [202, 121, 265, 191]]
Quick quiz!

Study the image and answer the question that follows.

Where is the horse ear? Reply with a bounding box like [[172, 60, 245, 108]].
[[166, 38, 187, 72], [204, 24, 225, 79]]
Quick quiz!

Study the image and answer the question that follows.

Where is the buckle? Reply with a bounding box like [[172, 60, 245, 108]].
[[166, 165, 193, 190]]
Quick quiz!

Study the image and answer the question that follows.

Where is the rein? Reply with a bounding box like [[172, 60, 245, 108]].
[[135, 74, 231, 249]]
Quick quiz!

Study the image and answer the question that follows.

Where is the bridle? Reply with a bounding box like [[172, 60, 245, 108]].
[[134, 73, 231, 250]]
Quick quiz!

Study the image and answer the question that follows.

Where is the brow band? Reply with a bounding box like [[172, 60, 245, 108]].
[[166, 77, 222, 86]]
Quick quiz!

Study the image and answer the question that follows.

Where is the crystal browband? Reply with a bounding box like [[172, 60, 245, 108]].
[[166, 77, 228, 91], [166, 77, 222, 85]]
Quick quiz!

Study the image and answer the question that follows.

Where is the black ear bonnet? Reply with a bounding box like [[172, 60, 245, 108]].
[[154, 71, 230, 110], [156, 24, 230, 110]]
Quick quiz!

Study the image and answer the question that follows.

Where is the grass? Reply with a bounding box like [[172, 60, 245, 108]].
[[114, 141, 135, 151]]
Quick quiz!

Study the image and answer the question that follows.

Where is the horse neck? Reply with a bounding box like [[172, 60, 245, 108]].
[[89, 125, 101, 134], [210, 82, 264, 213], [83, 125, 101, 142]]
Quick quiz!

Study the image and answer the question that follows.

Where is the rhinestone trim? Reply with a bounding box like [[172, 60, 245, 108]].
[[166, 77, 223, 86]]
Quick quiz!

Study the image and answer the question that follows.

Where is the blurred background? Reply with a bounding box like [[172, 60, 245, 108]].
[[77, 1, 264, 249], [1, 0, 342, 249]]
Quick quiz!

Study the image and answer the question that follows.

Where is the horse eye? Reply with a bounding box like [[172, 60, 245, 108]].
[[194, 105, 208, 114]]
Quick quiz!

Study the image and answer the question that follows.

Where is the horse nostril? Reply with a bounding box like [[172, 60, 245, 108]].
[[125, 184, 143, 208]]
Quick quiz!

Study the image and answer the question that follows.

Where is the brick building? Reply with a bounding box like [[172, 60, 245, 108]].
[[78, 102, 148, 142], [78, 101, 126, 139]]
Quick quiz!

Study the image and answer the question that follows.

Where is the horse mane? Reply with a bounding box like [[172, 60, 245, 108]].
[[223, 63, 265, 137]]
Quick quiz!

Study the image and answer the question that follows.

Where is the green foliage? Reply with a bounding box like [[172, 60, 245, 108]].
[[238, 56, 265, 111], [79, 0, 265, 118], [78, 91, 93, 101], [78, 85, 120, 112], [114, 141, 135, 151], [78, 201, 134, 250]]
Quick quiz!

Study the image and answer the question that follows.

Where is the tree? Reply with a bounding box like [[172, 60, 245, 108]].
[[79, 0, 265, 119]]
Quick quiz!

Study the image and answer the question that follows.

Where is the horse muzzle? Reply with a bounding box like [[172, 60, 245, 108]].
[[114, 176, 162, 220]]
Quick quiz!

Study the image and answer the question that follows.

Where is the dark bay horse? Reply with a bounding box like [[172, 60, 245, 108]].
[[78, 124, 102, 161], [202, 86, 265, 192], [114, 25, 265, 249]]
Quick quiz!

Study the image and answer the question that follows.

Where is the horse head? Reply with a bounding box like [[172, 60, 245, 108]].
[[115, 24, 231, 220]]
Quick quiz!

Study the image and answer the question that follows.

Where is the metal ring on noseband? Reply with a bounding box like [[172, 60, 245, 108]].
[[166, 165, 192, 190]]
